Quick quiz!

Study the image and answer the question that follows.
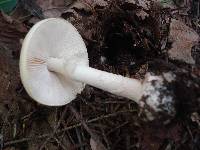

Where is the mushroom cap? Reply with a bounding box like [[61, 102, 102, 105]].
[[20, 18, 89, 106]]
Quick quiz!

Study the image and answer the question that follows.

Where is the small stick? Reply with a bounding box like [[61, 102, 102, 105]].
[[4, 110, 134, 147]]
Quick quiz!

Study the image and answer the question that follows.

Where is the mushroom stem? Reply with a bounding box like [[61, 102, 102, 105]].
[[72, 65, 143, 101], [47, 57, 143, 102]]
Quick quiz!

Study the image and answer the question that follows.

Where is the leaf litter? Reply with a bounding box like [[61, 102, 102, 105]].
[[168, 19, 199, 64]]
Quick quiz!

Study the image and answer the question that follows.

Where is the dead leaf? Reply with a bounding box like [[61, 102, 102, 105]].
[[70, 1, 92, 12], [125, 0, 151, 10], [1, 12, 28, 33], [191, 112, 200, 126], [1, 11, 13, 23], [90, 138, 107, 150], [125, 0, 136, 5], [137, 0, 150, 10], [37, 0, 108, 18], [43, 9, 62, 18], [85, 0, 108, 7], [136, 10, 149, 20], [36, 0, 66, 10], [29, 17, 41, 24], [36, 0, 74, 18], [168, 19, 199, 64], [154, 0, 177, 8], [0, 13, 26, 56]]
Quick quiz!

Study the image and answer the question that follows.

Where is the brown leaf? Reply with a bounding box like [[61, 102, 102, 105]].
[[0, 13, 26, 57], [29, 17, 41, 24], [85, 0, 108, 7], [136, 10, 149, 20], [168, 19, 199, 64], [1, 11, 27, 33], [125, 0, 150, 10], [70, 1, 92, 12], [36, 0, 74, 18], [191, 112, 200, 126], [90, 138, 107, 150], [36, 0, 66, 10], [1, 11, 13, 23], [43, 9, 62, 18], [154, 0, 177, 8], [125, 0, 136, 5]]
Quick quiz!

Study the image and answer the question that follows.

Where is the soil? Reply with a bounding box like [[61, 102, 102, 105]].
[[0, 0, 200, 150]]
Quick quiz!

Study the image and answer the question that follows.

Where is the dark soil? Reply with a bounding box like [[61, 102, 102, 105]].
[[0, 0, 200, 150]]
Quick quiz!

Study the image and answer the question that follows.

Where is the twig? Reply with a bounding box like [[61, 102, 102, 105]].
[[39, 106, 68, 150], [69, 106, 93, 136], [106, 121, 129, 136], [99, 126, 111, 149], [4, 134, 48, 146], [75, 128, 84, 150], [126, 134, 130, 150], [69, 105, 107, 150], [4, 109, 135, 147], [54, 137, 68, 150]]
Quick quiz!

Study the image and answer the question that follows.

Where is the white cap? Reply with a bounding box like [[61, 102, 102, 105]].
[[20, 18, 89, 106]]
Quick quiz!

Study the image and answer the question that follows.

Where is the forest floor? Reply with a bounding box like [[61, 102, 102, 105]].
[[0, 0, 200, 150]]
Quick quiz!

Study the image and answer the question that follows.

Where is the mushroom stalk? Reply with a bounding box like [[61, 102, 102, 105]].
[[20, 18, 176, 117], [47, 57, 143, 101]]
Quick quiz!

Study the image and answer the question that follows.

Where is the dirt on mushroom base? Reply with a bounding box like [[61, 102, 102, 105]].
[[0, 0, 200, 150]]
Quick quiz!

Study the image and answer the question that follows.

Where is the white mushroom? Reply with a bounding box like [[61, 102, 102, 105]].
[[20, 18, 175, 117]]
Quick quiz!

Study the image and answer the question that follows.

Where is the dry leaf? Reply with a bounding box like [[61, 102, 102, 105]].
[[154, 0, 177, 8], [36, 0, 73, 18], [125, 0, 150, 10], [43, 9, 62, 18], [125, 0, 136, 5], [1, 11, 13, 23], [36, 0, 67, 10], [191, 112, 200, 126], [90, 138, 107, 150], [36, 0, 108, 18], [137, 0, 150, 10], [85, 0, 108, 7], [136, 10, 149, 20], [0, 13, 26, 53], [70, 1, 92, 12], [168, 19, 199, 64], [29, 17, 41, 24]]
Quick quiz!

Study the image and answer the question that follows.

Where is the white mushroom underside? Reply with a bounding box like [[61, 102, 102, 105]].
[[20, 18, 89, 106]]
